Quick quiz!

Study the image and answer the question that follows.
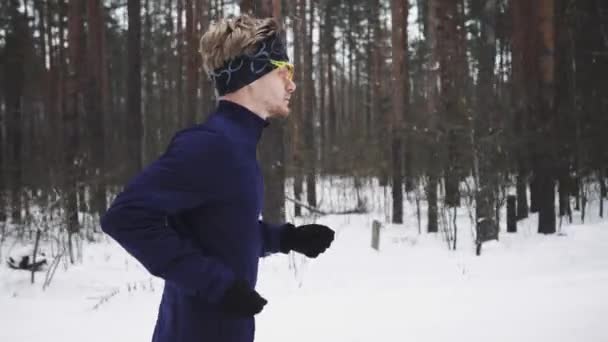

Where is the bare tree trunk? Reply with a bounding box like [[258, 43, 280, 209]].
[[185, 0, 198, 126], [67, 0, 84, 262], [292, 0, 304, 217], [511, 0, 532, 220], [127, 0, 143, 179], [537, 0, 556, 234], [554, 0, 574, 225], [0, 86, 5, 225], [439, 0, 463, 208], [516, 171, 529, 219], [475, 0, 499, 243], [426, 0, 440, 232], [304, 0, 317, 208], [164, 0, 176, 142], [318, 11, 326, 171], [34, 0, 51, 204], [176, 0, 184, 127], [369, 0, 384, 183], [87, 0, 108, 216], [143, 0, 154, 164], [45, 0, 61, 201], [390, 0, 408, 224], [4, 5, 27, 228], [198, 0, 213, 116], [325, 3, 337, 172]]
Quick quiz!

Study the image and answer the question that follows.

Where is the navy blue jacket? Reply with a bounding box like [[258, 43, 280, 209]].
[[100, 100, 286, 342]]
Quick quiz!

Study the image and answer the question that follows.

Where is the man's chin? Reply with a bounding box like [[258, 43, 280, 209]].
[[269, 107, 290, 119]]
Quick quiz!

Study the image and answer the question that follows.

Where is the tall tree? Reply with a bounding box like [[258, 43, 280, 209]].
[[475, 0, 500, 242], [511, 0, 532, 219], [390, 0, 408, 223], [292, 0, 304, 217], [324, 1, 337, 171], [535, 0, 556, 234], [142, 0, 154, 164], [3, 1, 27, 227], [440, 0, 466, 208], [127, 0, 143, 179], [198, 0, 213, 116], [426, 0, 440, 233], [304, 0, 317, 208], [86, 0, 108, 216], [176, 0, 185, 128], [0, 77, 5, 226], [185, 0, 198, 125], [66, 0, 84, 261]]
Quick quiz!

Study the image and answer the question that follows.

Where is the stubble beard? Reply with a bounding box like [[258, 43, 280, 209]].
[[268, 102, 290, 119]]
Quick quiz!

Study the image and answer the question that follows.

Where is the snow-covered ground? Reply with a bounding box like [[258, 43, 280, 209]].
[[1, 181, 607, 342]]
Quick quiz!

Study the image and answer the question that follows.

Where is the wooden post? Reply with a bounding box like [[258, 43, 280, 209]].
[[371, 220, 381, 251]]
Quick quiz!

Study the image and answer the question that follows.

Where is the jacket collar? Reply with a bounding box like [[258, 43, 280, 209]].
[[211, 100, 269, 144]]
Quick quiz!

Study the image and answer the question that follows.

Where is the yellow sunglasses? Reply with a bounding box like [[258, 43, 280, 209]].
[[269, 59, 295, 81]]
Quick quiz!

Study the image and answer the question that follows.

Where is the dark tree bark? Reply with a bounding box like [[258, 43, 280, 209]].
[[536, 0, 556, 234], [176, 0, 184, 127], [516, 171, 529, 219], [292, 0, 304, 217], [185, 0, 198, 126], [163, 0, 176, 142], [554, 0, 575, 224], [325, 2, 337, 171], [426, 0, 440, 233], [143, 0, 155, 163], [0, 86, 5, 225], [390, 0, 408, 224], [127, 0, 143, 179], [507, 195, 517, 232], [4, 2, 27, 226], [66, 0, 84, 261], [439, 0, 464, 208], [318, 11, 326, 162], [86, 0, 108, 216], [475, 0, 499, 242], [511, 0, 534, 220], [198, 0, 213, 116], [304, 0, 317, 209]]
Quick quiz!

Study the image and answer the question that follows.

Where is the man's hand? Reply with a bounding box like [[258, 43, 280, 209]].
[[218, 279, 267, 317], [280, 224, 335, 258]]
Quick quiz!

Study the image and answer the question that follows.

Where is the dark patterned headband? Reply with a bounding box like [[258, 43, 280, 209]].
[[210, 34, 289, 95]]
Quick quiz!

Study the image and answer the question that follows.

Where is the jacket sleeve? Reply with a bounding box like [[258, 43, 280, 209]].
[[100, 130, 235, 303], [259, 220, 289, 256]]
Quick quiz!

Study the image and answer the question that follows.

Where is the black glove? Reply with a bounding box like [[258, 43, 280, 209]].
[[218, 279, 267, 317], [280, 223, 335, 257]]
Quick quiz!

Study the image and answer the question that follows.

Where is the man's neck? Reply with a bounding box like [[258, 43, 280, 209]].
[[219, 93, 269, 120]]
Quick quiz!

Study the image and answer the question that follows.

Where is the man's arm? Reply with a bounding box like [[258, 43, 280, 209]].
[[100, 130, 235, 303], [259, 220, 289, 256]]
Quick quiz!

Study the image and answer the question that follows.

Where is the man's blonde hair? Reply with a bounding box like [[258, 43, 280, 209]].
[[199, 15, 280, 75]]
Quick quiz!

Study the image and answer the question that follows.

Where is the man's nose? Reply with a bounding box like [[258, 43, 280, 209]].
[[287, 79, 296, 93]]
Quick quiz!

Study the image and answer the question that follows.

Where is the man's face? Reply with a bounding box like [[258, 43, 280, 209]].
[[251, 65, 296, 118]]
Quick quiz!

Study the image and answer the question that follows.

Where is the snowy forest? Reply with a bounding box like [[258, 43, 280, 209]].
[[1, 0, 607, 341]]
